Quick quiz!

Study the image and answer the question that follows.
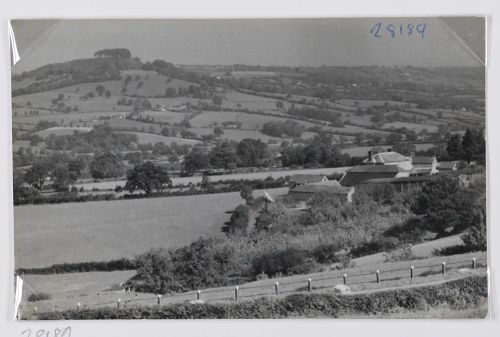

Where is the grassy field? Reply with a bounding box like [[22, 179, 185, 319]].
[[336, 99, 417, 109], [137, 110, 188, 124], [13, 111, 126, 128], [35, 126, 92, 138], [115, 131, 201, 145], [73, 167, 350, 191], [14, 188, 288, 269], [189, 110, 316, 129], [383, 121, 439, 133], [341, 143, 436, 157]]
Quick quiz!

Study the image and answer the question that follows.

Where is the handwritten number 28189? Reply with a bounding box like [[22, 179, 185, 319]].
[[370, 22, 426, 39]]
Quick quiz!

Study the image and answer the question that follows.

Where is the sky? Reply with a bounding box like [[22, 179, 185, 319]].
[[10, 17, 485, 73]]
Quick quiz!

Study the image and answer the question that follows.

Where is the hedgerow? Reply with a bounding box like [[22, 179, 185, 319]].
[[35, 275, 487, 320]]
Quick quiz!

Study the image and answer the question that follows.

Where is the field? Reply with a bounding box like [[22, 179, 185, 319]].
[[13, 111, 126, 127], [73, 167, 350, 191], [14, 188, 288, 268], [35, 126, 92, 138], [336, 99, 417, 109], [115, 131, 201, 145], [137, 110, 188, 124], [189, 110, 316, 129], [341, 143, 436, 157], [383, 121, 439, 133]]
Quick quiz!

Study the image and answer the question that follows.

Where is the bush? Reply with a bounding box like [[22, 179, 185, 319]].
[[312, 243, 341, 264], [28, 292, 51, 302], [17, 258, 137, 275], [252, 248, 308, 277]]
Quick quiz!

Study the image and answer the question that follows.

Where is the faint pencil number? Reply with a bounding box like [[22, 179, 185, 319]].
[[370, 22, 426, 39], [21, 327, 71, 337]]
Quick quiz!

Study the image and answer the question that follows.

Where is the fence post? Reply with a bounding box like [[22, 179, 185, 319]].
[[234, 286, 239, 300], [197, 290, 201, 300], [343, 274, 347, 285], [275, 282, 279, 295], [117, 298, 121, 309], [376, 270, 380, 283], [307, 278, 312, 292], [157, 294, 162, 305], [472, 258, 476, 270], [76, 303, 81, 312], [442, 262, 446, 276], [410, 266, 414, 279]]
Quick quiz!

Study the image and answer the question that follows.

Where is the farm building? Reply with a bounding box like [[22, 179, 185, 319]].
[[339, 165, 411, 187], [364, 150, 413, 170], [438, 161, 459, 171], [280, 184, 355, 208], [411, 156, 438, 175], [289, 174, 328, 187], [359, 175, 433, 191]]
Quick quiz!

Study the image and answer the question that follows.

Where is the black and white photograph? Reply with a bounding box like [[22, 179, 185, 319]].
[[9, 17, 488, 320]]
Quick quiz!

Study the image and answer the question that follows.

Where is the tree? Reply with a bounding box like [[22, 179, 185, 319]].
[[228, 204, 250, 234], [240, 185, 254, 204], [183, 148, 210, 174], [209, 142, 238, 169], [125, 161, 171, 195], [236, 138, 269, 167], [412, 174, 484, 235], [24, 162, 49, 190], [161, 127, 170, 137], [213, 126, 224, 137], [275, 100, 284, 110], [90, 153, 123, 180], [95, 85, 105, 97], [446, 134, 463, 160], [461, 128, 485, 164], [386, 133, 403, 144], [212, 95, 223, 107]]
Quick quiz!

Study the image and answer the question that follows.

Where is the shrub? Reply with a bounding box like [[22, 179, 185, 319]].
[[312, 243, 341, 264], [252, 248, 308, 277]]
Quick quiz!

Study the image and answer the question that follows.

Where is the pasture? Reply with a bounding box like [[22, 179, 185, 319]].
[[341, 143, 436, 157], [220, 91, 294, 112], [189, 110, 316, 129], [73, 166, 349, 191], [35, 127, 92, 138], [137, 110, 188, 124], [383, 121, 439, 133], [115, 131, 201, 145], [14, 188, 288, 268], [336, 99, 416, 109], [13, 111, 126, 128]]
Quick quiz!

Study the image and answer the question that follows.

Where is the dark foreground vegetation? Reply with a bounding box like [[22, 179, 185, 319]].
[[33, 275, 487, 319], [125, 172, 485, 295]]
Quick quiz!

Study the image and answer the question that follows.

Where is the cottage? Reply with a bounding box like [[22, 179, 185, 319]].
[[411, 156, 438, 175], [339, 165, 411, 187], [284, 184, 355, 207], [289, 174, 328, 187], [364, 150, 413, 171]]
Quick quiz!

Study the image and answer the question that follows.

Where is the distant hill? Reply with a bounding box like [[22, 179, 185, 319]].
[[12, 57, 142, 97]]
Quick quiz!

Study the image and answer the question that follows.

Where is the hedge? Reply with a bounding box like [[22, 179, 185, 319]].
[[17, 258, 137, 275], [34, 275, 487, 320]]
